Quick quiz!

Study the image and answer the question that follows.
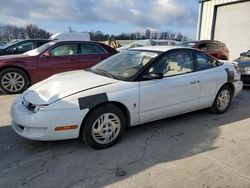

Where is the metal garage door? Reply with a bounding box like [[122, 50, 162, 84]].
[[214, 1, 250, 60]]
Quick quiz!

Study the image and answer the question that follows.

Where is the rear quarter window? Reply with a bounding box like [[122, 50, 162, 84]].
[[207, 43, 219, 50], [80, 43, 106, 54], [197, 43, 208, 51], [195, 51, 222, 71]]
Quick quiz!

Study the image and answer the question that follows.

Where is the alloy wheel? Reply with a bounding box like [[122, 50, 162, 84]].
[[1, 72, 25, 93], [91, 113, 121, 144], [217, 90, 231, 111]]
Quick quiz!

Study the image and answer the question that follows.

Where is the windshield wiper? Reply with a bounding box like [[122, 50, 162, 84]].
[[95, 69, 114, 78]]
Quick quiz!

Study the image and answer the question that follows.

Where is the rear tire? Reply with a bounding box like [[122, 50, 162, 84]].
[[81, 104, 126, 149], [209, 85, 232, 114], [0, 68, 29, 94]]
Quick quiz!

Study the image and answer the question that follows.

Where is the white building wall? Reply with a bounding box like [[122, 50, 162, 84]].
[[197, 0, 250, 60], [198, 0, 242, 40]]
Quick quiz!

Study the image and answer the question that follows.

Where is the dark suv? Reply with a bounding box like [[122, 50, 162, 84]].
[[179, 40, 229, 60], [0, 39, 50, 56], [234, 49, 250, 86]]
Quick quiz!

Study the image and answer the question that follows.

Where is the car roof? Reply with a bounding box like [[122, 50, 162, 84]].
[[150, 39, 177, 42], [198, 40, 222, 43], [180, 41, 197, 44], [130, 45, 192, 52], [52, 40, 101, 44], [15, 39, 50, 42]]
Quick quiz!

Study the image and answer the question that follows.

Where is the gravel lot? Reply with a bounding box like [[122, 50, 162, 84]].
[[0, 88, 250, 188]]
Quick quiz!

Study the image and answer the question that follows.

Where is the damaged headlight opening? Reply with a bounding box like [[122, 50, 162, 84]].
[[32, 104, 46, 113], [22, 98, 47, 113]]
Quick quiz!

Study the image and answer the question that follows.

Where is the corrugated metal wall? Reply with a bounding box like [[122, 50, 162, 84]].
[[198, 0, 241, 40], [213, 1, 250, 59]]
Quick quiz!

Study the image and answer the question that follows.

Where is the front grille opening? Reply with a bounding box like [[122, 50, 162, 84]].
[[18, 124, 24, 130]]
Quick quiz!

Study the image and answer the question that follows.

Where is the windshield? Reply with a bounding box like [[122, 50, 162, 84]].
[[24, 42, 55, 56], [91, 50, 160, 80], [246, 49, 250, 56]]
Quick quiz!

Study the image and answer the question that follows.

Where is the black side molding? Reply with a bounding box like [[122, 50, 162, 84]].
[[78, 93, 108, 110], [225, 68, 235, 82]]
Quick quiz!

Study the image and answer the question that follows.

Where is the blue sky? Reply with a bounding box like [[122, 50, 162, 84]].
[[0, 0, 199, 39]]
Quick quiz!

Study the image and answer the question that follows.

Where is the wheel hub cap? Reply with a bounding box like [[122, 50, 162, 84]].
[[92, 113, 121, 144], [1, 72, 25, 92], [217, 90, 230, 111]]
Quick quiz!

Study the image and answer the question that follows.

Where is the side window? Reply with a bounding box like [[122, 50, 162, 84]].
[[152, 41, 169, 46], [80, 43, 106, 54], [207, 43, 219, 50], [147, 50, 194, 77], [246, 50, 250, 56], [37, 41, 47, 47], [169, 42, 175, 46], [197, 43, 208, 51], [195, 51, 221, 70], [195, 52, 211, 70], [15, 42, 33, 52], [50, 43, 78, 56]]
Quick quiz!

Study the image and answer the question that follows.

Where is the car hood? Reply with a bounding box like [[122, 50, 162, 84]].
[[24, 70, 118, 105], [234, 57, 250, 67]]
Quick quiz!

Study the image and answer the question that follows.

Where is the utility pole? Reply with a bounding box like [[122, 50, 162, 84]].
[[69, 26, 72, 33]]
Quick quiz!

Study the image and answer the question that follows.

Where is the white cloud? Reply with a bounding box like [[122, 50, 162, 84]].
[[0, 0, 198, 29]]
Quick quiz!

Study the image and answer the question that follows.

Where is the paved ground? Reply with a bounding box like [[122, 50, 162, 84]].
[[0, 89, 250, 188]]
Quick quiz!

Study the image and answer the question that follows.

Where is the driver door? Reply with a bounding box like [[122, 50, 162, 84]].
[[38, 42, 80, 81], [139, 49, 201, 123]]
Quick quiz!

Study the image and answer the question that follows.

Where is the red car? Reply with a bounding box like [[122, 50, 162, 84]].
[[0, 41, 117, 94], [179, 40, 229, 60]]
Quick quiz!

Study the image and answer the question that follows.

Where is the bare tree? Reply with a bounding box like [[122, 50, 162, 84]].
[[145, 29, 151, 39], [0, 24, 50, 42], [25, 24, 50, 39]]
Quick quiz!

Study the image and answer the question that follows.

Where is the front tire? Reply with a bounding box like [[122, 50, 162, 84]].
[[209, 85, 232, 114], [0, 68, 29, 94], [81, 104, 126, 149]]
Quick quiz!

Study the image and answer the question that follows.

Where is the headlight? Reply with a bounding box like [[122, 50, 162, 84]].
[[239, 66, 250, 73], [245, 67, 250, 71], [32, 105, 46, 113], [237, 65, 246, 73]]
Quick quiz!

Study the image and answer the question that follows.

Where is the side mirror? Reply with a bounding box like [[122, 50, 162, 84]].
[[142, 73, 163, 80], [240, 52, 246, 57], [43, 51, 52, 58]]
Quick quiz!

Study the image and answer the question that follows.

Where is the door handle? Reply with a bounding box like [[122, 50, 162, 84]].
[[190, 80, 200, 84]]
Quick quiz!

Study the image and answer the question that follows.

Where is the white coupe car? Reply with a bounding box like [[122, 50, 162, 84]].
[[11, 46, 243, 149]]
